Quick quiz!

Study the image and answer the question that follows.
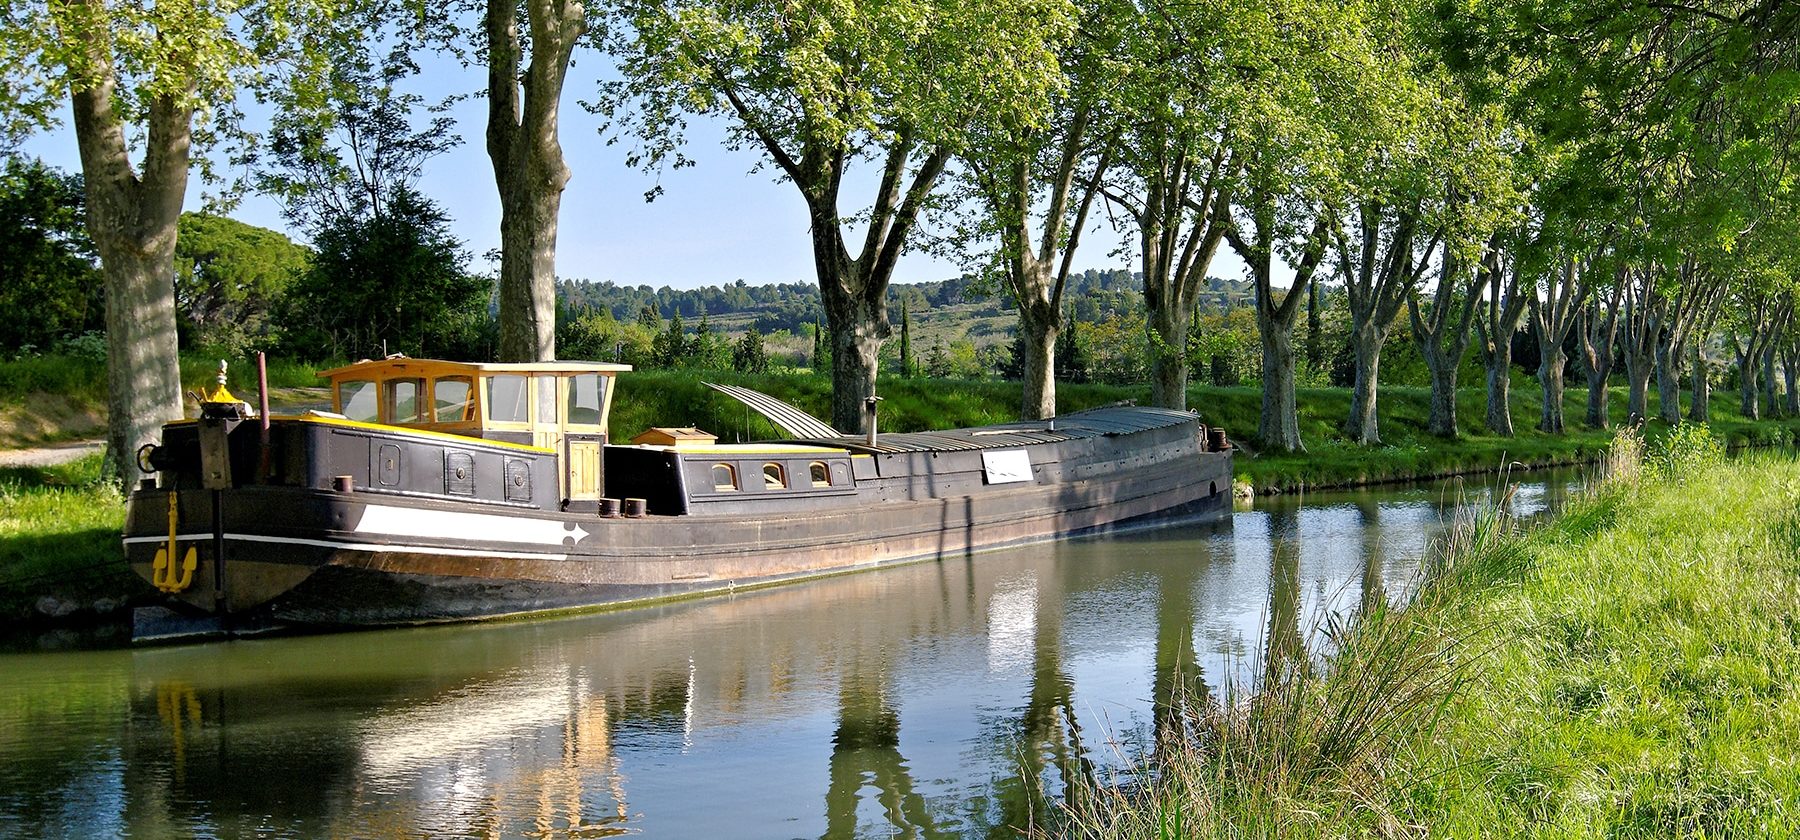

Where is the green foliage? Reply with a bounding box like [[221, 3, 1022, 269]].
[[558, 302, 655, 366], [1187, 308, 1258, 387], [1647, 421, 1726, 481], [652, 312, 688, 368], [276, 188, 491, 361], [174, 213, 310, 355], [731, 328, 769, 374], [0, 157, 102, 355]]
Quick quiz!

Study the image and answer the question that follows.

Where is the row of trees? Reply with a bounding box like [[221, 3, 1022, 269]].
[[2, 0, 1796, 483]]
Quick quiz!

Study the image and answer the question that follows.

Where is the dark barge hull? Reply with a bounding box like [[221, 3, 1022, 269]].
[[125, 406, 1232, 630]]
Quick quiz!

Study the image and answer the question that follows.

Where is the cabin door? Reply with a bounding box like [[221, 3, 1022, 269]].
[[566, 437, 603, 505]]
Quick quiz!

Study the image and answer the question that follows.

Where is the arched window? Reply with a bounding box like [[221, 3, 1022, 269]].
[[763, 463, 786, 490], [809, 461, 831, 488], [712, 464, 738, 492]]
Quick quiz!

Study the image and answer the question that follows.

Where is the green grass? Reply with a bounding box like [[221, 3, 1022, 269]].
[[1062, 447, 1800, 838], [0, 453, 140, 621]]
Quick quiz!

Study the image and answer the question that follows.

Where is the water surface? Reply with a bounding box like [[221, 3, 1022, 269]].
[[0, 470, 1581, 838]]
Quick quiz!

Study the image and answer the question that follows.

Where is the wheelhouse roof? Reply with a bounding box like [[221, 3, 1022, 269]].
[[316, 358, 633, 380]]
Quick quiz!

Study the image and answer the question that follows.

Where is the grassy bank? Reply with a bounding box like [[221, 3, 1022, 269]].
[[0, 453, 139, 623], [1065, 439, 1800, 837], [0, 353, 332, 449]]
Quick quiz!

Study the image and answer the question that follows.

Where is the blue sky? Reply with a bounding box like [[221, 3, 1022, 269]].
[[18, 54, 1252, 292]]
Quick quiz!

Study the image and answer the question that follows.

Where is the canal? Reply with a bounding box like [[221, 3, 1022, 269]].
[[0, 470, 1580, 838]]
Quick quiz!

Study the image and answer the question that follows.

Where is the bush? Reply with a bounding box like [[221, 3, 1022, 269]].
[[1648, 421, 1724, 481]]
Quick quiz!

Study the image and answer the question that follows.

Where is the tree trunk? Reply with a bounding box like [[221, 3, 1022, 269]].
[[1784, 343, 1799, 417], [819, 261, 888, 433], [1258, 313, 1302, 451], [1654, 340, 1682, 423], [1487, 341, 1514, 436], [70, 42, 192, 489], [1148, 303, 1191, 411], [1017, 303, 1058, 420], [1624, 350, 1653, 423], [101, 250, 186, 486], [1585, 372, 1611, 429], [1539, 348, 1567, 433], [1688, 341, 1710, 422], [488, 0, 584, 363], [1739, 350, 1760, 420], [1346, 323, 1384, 445], [1427, 361, 1458, 437], [1763, 341, 1781, 418]]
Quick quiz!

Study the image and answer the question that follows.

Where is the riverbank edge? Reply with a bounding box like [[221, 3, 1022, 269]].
[[1059, 443, 1800, 838]]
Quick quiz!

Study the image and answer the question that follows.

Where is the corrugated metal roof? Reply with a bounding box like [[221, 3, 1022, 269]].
[[704, 382, 843, 439]]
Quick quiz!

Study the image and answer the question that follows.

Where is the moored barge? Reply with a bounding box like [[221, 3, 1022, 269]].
[[124, 358, 1232, 636]]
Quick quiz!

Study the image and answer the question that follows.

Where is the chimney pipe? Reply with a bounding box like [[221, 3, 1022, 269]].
[[864, 395, 884, 447]]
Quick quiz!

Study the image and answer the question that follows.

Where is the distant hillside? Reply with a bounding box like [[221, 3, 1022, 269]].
[[557, 270, 1256, 351]]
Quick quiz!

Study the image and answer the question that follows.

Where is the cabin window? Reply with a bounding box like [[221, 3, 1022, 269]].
[[763, 463, 787, 490], [567, 374, 605, 427], [384, 378, 425, 423], [433, 377, 474, 422], [486, 375, 529, 423], [535, 375, 558, 424], [809, 461, 831, 488], [712, 464, 738, 492], [338, 380, 379, 422]]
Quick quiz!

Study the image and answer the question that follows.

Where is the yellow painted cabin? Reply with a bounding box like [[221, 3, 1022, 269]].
[[316, 358, 631, 504]]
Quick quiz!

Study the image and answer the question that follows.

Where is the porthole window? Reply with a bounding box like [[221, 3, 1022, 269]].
[[809, 461, 830, 488], [712, 464, 738, 492], [763, 463, 786, 490]]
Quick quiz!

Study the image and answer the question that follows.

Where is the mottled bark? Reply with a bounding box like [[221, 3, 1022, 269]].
[[1688, 341, 1711, 422], [1229, 209, 1328, 452], [1017, 306, 1059, 420], [1407, 239, 1494, 439], [1486, 342, 1515, 435], [1654, 340, 1682, 423], [1528, 258, 1589, 435], [1539, 345, 1568, 433], [974, 111, 1109, 421], [1476, 253, 1530, 437], [1737, 338, 1762, 420], [488, 0, 585, 362], [1763, 340, 1781, 418], [1619, 266, 1660, 424], [1579, 280, 1623, 429], [1346, 322, 1387, 444], [69, 8, 193, 488], [1730, 293, 1791, 422], [1784, 340, 1800, 418], [1335, 203, 1434, 446], [1119, 143, 1232, 412], [808, 140, 949, 432], [1148, 303, 1193, 411]]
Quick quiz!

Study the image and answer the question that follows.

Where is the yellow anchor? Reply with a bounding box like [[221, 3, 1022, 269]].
[[150, 491, 197, 593]]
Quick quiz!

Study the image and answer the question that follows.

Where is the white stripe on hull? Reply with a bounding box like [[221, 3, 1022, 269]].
[[353, 503, 589, 546], [124, 532, 567, 562]]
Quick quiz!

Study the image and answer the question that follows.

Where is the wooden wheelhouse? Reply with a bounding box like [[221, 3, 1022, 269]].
[[316, 358, 630, 508]]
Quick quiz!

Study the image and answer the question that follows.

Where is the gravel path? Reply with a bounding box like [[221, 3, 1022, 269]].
[[0, 439, 105, 468], [0, 387, 330, 470]]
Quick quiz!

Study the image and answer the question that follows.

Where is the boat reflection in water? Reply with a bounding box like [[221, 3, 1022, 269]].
[[0, 471, 1581, 839]]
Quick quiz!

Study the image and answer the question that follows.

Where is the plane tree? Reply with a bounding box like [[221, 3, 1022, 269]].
[[0, 0, 342, 487], [602, 0, 1075, 432], [950, 0, 1124, 419]]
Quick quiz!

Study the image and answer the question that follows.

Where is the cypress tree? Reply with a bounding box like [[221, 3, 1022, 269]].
[[900, 301, 914, 377]]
